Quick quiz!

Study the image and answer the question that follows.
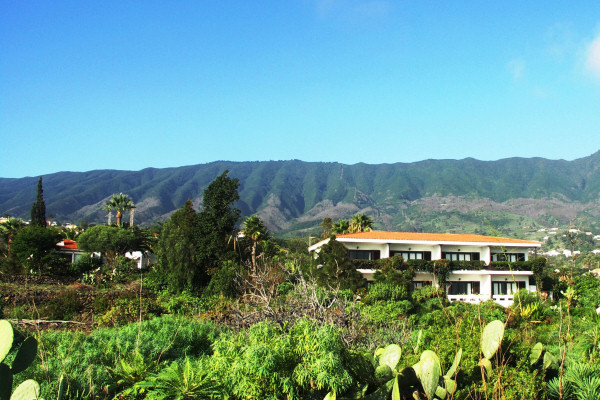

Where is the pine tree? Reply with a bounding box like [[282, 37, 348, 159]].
[[30, 177, 46, 228]]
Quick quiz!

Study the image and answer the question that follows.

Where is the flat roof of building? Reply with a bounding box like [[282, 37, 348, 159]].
[[309, 230, 541, 251]]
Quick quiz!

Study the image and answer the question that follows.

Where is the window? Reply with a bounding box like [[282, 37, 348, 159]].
[[412, 281, 432, 290], [448, 281, 480, 295], [347, 250, 380, 260], [491, 253, 525, 262], [493, 281, 525, 295], [442, 252, 480, 261], [390, 251, 432, 261]]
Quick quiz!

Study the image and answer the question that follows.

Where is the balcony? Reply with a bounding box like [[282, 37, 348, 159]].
[[447, 294, 490, 303], [492, 295, 515, 307]]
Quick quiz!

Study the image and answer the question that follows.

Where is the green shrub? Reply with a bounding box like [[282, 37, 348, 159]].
[[157, 290, 203, 315], [367, 282, 409, 302], [211, 321, 297, 399], [92, 294, 111, 315], [129, 357, 222, 399], [574, 274, 600, 310], [359, 300, 414, 325], [27, 315, 220, 398], [42, 290, 83, 320], [95, 291, 162, 327], [70, 253, 102, 276], [277, 281, 294, 297], [204, 260, 240, 298], [412, 285, 446, 303]]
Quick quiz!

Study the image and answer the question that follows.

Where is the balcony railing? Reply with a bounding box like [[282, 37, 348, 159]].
[[492, 295, 515, 307], [447, 294, 490, 303]]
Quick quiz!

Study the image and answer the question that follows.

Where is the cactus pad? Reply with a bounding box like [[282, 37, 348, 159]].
[[10, 379, 40, 400], [529, 342, 543, 366], [379, 344, 402, 371], [481, 320, 504, 359], [0, 320, 13, 364], [418, 350, 441, 400]]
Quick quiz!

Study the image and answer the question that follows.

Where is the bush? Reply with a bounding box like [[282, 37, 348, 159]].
[[157, 290, 203, 315], [111, 255, 138, 280], [204, 260, 240, 298], [574, 274, 600, 310], [366, 282, 409, 303], [359, 300, 414, 325], [95, 291, 163, 327], [70, 253, 102, 276], [42, 290, 84, 320], [412, 285, 445, 303], [28, 315, 220, 398], [277, 281, 294, 297], [93, 294, 111, 315]]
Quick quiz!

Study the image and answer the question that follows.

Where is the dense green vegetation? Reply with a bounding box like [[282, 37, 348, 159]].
[[2, 171, 600, 399], [2, 270, 600, 399]]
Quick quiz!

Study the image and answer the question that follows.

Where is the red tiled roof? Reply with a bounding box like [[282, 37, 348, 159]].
[[334, 231, 540, 245], [57, 239, 79, 250]]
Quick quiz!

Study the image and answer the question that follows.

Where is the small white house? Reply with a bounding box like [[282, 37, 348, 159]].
[[309, 231, 542, 307]]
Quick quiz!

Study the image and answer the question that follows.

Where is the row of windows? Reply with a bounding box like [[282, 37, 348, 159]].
[[442, 252, 481, 261], [348, 250, 525, 262], [347, 250, 381, 260], [390, 251, 432, 261], [446, 281, 526, 295], [491, 253, 525, 262]]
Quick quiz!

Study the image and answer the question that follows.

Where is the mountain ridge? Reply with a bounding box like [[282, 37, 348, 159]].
[[1, 151, 600, 235]]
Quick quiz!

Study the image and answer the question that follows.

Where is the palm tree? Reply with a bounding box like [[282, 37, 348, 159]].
[[104, 193, 135, 227], [242, 215, 269, 273], [332, 219, 350, 235], [349, 213, 374, 233]]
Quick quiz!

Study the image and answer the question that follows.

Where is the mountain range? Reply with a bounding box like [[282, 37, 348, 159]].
[[1, 151, 600, 237]]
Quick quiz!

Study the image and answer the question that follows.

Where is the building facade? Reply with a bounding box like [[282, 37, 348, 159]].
[[308, 231, 542, 307]]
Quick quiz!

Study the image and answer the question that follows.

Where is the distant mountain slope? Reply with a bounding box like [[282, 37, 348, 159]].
[[1, 151, 600, 235]]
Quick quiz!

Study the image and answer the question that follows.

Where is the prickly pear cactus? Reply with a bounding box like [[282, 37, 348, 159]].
[[444, 347, 462, 379], [0, 320, 13, 364], [444, 377, 456, 396], [481, 320, 505, 359], [11, 337, 38, 375], [375, 365, 394, 383], [378, 344, 402, 371], [478, 357, 492, 376], [0, 320, 42, 400], [418, 350, 441, 400], [529, 342, 543, 366], [9, 380, 40, 400]]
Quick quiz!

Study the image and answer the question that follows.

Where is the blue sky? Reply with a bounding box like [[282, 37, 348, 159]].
[[1, 1, 599, 178]]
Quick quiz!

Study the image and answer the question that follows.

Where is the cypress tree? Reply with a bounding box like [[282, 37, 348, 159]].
[[30, 177, 46, 228]]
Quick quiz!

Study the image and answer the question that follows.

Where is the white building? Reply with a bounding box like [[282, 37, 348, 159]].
[[308, 231, 542, 307]]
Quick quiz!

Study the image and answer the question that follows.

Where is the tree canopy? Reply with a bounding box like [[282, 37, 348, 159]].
[[197, 170, 241, 269], [104, 193, 135, 227], [313, 236, 366, 291], [155, 199, 206, 293], [349, 213, 374, 233], [77, 225, 141, 265], [11, 226, 61, 273]]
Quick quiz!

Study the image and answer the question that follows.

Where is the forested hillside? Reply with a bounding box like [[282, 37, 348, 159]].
[[1, 151, 600, 235]]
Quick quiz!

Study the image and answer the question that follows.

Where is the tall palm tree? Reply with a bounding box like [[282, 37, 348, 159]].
[[332, 219, 350, 235], [104, 193, 135, 227], [349, 213, 374, 233], [242, 215, 269, 273]]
